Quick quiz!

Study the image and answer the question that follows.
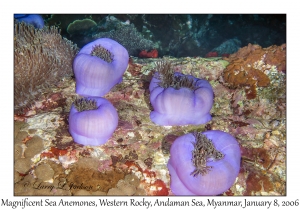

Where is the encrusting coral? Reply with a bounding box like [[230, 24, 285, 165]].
[[66, 18, 97, 35], [14, 22, 78, 114], [222, 43, 286, 99]]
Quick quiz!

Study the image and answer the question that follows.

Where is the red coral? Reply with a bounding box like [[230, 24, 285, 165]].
[[127, 57, 143, 76], [40, 147, 69, 159], [40, 152, 55, 159], [151, 179, 169, 195], [205, 51, 218, 58], [138, 49, 158, 58], [222, 53, 230, 58]]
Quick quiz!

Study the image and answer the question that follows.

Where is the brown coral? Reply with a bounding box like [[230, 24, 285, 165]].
[[222, 43, 286, 99], [14, 22, 78, 114]]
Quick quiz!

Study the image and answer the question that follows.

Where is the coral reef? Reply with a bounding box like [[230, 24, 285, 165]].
[[73, 38, 129, 97], [14, 22, 78, 114], [14, 54, 286, 196], [93, 23, 156, 56], [222, 43, 286, 99], [67, 18, 97, 35]]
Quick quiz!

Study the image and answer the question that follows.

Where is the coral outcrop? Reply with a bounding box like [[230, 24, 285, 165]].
[[14, 22, 78, 114], [93, 23, 155, 56], [66, 18, 97, 35], [222, 43, 286, 99]]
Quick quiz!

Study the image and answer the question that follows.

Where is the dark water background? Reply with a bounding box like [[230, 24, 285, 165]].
[[40, 14, 286, 57]]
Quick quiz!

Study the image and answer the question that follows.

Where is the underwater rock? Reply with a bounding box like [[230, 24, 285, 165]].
[[24, 136, 44, 158], [107, 188, 126, 195], [14, 170, 23, 183], [14, 143, 23, 161], [134, 188, 147, 195], [14, 131, 28, 145], [14, 121, 27, 138], [35, 163, 54, 181], [116, 179, 137, 195], [90, 191, 107, 195], [124, 174, 140, 187], [15, 158, 32, 174], [13, 55, 286, 196], [67, 162, 126, 194], [73, 190, 92, 195]]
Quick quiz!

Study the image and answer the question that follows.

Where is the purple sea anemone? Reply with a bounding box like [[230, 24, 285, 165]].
[[73, 38, 129, 97], [14, 14, 44, 28], [69, 97, 118, 146], [149, 60, 214, 126], [167, 130, 241, 195]]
